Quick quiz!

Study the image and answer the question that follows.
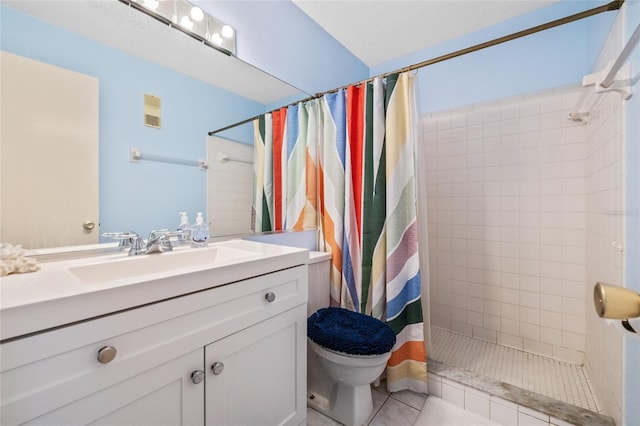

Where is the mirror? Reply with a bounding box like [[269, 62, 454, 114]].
[[0, 1, 309, 250]]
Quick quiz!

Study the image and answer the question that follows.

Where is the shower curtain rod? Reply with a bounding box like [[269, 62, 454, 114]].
[[208, 0, 623, 136]]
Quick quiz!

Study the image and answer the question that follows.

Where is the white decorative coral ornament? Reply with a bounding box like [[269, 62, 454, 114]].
[[1, 243, 39, 277]]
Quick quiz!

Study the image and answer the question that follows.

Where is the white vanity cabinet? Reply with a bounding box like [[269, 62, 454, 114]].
[[205, 306, 305, 426], [0, 264, 308, 426]]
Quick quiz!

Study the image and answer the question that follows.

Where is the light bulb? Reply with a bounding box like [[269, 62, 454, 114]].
[[180, 16, 194, 31], [142, 0, 158, 10], [190, 7, 204, 22], [210, 33, 223, 46], [221, 25, 234, 39]]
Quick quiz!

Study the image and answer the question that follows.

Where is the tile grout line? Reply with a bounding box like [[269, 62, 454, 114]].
[[366, 392, 391, 426], [430, 327, 598, 411]]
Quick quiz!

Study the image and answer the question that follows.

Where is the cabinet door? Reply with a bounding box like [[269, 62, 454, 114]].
[[205, 305, 306, 426], [5, 349, 204, 426]]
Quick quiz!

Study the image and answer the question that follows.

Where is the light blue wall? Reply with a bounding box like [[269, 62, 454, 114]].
[[1, 5, 265, 240], [194, 0, 370, 96], [371, 1, 616, 114], [195, 1, 617, 116], [623, 1, 640, 423], [1, 1, 623, 243], [203, 1, 614, 114]]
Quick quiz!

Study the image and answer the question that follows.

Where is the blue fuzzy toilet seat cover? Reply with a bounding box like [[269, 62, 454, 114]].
[[307, 307, 396, 356]]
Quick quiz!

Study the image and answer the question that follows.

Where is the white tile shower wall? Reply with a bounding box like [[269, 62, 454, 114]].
[[428, 373, 558, 426], [422, 86, 588, 366], [582, 7, 625, 426], [206, 136, 254, 237]]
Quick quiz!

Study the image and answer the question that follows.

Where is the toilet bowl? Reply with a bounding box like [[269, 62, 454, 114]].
[[308, 339, 392, 426], [306, 252, 395, 426]]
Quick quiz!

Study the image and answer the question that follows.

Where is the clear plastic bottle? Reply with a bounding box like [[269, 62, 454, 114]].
[[190, 212, 209, 247], [177, 212, 191, 243]]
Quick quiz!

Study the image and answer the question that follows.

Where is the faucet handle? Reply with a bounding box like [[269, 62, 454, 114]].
[[102, 231, 139, 239], [102, 231, 137, 248], [147, 229, 174, 252], [102, 231, 145, 256], [148, 229, 171, 241], [128, 235, 146, 256], [102, 232, 131, 251]]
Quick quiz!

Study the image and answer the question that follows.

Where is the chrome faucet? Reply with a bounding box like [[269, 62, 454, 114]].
[[145, 229, 188, 254], [102, 231, 146, 256], [144, 229, 171, 254], [103, 229, 189, 256]]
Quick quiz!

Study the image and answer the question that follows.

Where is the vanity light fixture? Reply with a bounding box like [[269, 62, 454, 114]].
[[142, 0, 159, 10], [221, 24, 234, 39], [119, 0, 236, 56], [190, 6, 204, 22]]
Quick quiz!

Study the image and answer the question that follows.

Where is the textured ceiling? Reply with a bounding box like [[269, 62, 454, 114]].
[[7, 1, 562, 104], [292, 0, 558, 67]]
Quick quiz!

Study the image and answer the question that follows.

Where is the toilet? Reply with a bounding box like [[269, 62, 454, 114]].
[[307, 252, 396, 426]]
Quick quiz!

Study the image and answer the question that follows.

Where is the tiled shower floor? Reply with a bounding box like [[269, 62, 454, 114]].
[[430, 327, 599, 412]]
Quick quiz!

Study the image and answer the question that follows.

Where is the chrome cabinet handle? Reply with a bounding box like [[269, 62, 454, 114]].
[[211, 362, 225, 375], [97, 346, 117, 364], [191, 370, 205, 384], [265, 292, 276, 303]]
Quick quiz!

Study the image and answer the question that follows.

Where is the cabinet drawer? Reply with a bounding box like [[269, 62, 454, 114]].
[[1, 265, 307, 425]]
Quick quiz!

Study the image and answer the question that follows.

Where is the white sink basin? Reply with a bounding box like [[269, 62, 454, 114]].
[[68, 246, 257, 285], [1, 239, 309, 341]]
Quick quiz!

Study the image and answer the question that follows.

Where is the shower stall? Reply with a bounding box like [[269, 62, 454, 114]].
[[419, 7, 638, 426], [235, 2, 638, 423]]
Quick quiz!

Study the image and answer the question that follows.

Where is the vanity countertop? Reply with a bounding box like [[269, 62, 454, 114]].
[[0, 240, 309, 341]]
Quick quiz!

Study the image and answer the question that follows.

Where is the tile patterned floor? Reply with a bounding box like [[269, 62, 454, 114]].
[[429, 327, 599, 412], [307, 383, 426, 426], [307, 328, 601, 425], [414, 397, 502, 426], [307, 387, 501, 426], [307, 388, 500, 426]]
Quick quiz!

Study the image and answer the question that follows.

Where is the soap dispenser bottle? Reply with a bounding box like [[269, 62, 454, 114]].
[[190, 212, 209, 247], [177, 212, 191, 243]]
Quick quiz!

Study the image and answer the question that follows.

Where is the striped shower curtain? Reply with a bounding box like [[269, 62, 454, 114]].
[[252, 103, 318, 232], [252, 72, 426, 394]]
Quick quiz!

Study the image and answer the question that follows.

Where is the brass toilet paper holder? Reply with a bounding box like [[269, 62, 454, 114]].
[[594, 282, 640, 334]]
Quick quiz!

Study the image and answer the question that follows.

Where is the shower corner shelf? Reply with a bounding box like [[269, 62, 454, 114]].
[[582, 60, 633, 101], [568, 23, 639, 124], [569, 61, 634, 124]]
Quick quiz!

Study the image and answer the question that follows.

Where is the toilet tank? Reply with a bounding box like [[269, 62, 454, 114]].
[[307, 251, 331, 316]]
